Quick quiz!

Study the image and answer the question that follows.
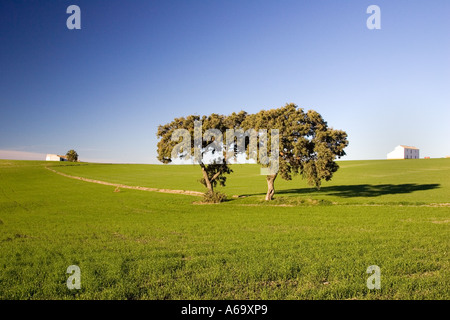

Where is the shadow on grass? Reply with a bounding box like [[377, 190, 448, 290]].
[[242, 183, 441, 198], [276, 183, 441, 198]]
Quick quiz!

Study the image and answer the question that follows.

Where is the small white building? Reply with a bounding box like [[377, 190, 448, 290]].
[[46, 154, 68, 161], [387, 145, 419, 159]]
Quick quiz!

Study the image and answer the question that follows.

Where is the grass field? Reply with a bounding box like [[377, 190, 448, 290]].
[[0, 159, 449, 299]]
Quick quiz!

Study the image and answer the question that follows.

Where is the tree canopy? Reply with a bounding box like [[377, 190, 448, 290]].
[[241, 104, 348, 200], [156, 104, 348, 200], [66, 149, 79, 162], [157, 113, 247, 193]]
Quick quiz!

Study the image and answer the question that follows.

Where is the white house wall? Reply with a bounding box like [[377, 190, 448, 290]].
[[404, 148, 419, 159], [46, 154, 62, 161], [387, 146, 405, 159], [387, 146, 419, 159]]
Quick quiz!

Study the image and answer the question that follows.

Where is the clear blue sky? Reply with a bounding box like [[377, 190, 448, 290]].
[[1, 0, 449, 163]]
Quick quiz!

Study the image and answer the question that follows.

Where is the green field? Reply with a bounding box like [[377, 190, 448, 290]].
[[0, 159, 449, 299]]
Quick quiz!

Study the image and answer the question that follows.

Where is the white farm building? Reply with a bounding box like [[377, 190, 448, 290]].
[[387, 145, 419, 159], [46, 154, 68, 161]]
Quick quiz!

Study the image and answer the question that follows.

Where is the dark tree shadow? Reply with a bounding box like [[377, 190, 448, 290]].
[[244, 183, 441, 198]]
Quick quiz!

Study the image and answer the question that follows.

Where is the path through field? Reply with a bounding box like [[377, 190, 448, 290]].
[[45, 166, 204, 197]]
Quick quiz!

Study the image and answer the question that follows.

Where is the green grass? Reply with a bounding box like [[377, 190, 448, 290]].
[[0, 159, 449, 299]]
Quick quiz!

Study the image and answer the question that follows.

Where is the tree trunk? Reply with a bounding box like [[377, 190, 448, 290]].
[[200, 164, 214, 192], [265, 173, 278, 201]]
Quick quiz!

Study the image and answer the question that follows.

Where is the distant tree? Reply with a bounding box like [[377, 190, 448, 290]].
[[241, 104, 348, 200], [66, 149, 79, 162]]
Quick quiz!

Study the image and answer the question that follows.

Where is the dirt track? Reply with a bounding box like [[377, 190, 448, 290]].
[[45, 167, 204, 197]]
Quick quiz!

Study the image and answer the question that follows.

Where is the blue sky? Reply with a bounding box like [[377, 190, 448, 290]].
[[0, 0, 449, 163]]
